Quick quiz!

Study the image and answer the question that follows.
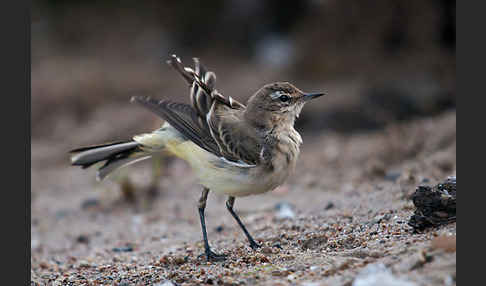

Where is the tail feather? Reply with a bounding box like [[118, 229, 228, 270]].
[[96, 155, 151, 181], [70, 140, 150, 180], [69, 140, 130, 153]]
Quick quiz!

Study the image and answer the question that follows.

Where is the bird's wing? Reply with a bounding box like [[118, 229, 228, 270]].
[[132, 55, 259, 166], [130, 96, 221, 157], [206, 105, 262, 166]]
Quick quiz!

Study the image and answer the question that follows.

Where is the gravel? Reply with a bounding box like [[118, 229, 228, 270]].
[[31, 111, 456, 285]]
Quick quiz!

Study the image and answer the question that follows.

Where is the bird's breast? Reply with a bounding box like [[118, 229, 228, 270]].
[[268, 128, 302, 171]]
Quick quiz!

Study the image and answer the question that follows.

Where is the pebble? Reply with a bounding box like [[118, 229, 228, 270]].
[[76, 235, 90, 244], [261, 247, 274, 254], [301, 235, 328, 250], [353, 263, 417, 286], [112, 246, 134, 252], [325, 202, 335, 210], [275, 202, 296, 219]]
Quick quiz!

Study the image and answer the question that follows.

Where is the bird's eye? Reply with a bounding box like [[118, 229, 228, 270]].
[[279, 94, 291, 102]]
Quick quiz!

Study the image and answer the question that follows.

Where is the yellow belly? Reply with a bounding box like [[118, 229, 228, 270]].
[[134, 124, 288, 197], [166, 141, 279, 196]]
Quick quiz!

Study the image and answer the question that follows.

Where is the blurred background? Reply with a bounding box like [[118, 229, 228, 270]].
[[32, 0, 455, 143], [31, 0, 456, 205]]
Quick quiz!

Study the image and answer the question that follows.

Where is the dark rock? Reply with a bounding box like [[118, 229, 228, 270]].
[[408, 176, 456, 231], [76, 235, 90, 244], [324, 202, 335, 210]]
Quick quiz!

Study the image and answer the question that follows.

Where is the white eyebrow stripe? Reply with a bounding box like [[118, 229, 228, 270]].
[[270, 91, 283, 99]]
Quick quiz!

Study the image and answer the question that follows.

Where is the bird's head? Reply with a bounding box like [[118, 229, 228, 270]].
[[245, 82, 325, 129]]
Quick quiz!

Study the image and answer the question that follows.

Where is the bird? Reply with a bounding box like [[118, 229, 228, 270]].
[[70, 55, 325, 261]]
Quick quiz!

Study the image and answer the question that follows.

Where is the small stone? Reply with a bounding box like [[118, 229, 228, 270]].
[[272, 269, 290, 277], [78, 260, 91, 267], [76, 235, 90, 244], [301, 235, 328, 250], [353, 263, 416, 286], [112, 245, 134, 252], [275, 202, 296, 219], [287, 273, 297, 280], [325, 202, 335, 210], [261, 247, 274, 254]]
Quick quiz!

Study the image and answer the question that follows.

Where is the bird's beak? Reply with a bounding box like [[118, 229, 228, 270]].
[[302, 92, 325, 101]]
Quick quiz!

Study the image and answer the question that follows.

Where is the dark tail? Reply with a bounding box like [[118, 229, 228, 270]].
[[70, 140, 151, 181]]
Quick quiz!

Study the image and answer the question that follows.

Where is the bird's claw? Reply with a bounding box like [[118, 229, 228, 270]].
[[249, 240, 262, 250], [198, 249, 226, 262]]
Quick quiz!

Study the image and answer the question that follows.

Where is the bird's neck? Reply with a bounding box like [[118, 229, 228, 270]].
[[244, 109, 297, 131]]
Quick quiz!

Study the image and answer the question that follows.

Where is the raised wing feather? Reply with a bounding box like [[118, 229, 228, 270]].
[[167, 54, 245, 116], [132, 55, 261, 166]]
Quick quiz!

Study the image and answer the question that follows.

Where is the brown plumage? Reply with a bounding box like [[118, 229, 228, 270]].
[[70, 54, 325, 261], [131, 55, 321, 169]]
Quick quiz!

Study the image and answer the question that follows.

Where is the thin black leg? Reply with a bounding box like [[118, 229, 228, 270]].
[[198, 188, 226, 261], [226, 196, 261, 249]]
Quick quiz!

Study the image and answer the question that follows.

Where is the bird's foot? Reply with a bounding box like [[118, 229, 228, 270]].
[[249, 240, 262, 250], [198, 249, 226, 262]]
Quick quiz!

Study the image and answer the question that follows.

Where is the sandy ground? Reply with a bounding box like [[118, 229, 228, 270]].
[[31, 105, 456, 285]]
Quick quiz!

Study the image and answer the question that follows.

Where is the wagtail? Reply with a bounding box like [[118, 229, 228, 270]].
[[70, 55, 325, 261]]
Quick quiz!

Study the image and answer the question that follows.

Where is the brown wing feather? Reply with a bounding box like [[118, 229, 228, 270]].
[[167, 54, 245, 115], [134, 55, 261, 165], [206, 103, 262, 165], [130, 96, 222, 157]]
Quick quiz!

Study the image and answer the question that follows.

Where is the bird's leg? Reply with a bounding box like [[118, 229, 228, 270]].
[[226, 196, 261, 250], [198, 187, 226, 261]]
